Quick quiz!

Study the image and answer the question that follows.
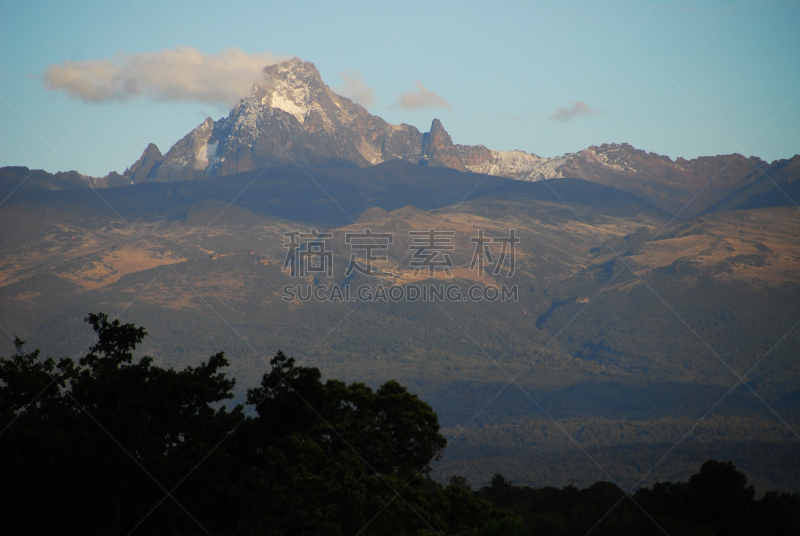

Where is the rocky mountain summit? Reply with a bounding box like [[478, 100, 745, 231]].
[[124, 58, 467, 182], [112, 56, 586, 183], [456, 142, 788, 217], [2, 57, 797, 218], [124, 143, 163, 184]]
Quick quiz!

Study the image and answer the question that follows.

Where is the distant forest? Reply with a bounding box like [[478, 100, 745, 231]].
[[1, 314, 798, 535]]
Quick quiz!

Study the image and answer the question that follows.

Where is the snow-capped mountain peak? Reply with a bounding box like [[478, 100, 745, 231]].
[[121, 57, 780, 219], [139, 57, 471, 180]]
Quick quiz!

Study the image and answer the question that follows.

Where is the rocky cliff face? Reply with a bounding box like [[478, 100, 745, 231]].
[[123, 143, 163, 184], [422, 119, 465, 171], [454, 141, 779, 217], [458, 146, 551, 180], [556, 144, 770, 217], [455, 144, 493, 167], [141, 58, 468, 181], [153, 118, 218, 181]]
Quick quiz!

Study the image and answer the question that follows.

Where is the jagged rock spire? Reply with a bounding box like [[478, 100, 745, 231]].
[[129, 57, 469, 182]]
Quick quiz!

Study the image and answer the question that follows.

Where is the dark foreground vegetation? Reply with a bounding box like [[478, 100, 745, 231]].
[[474, 460, 800, 536], [1, 314, 798, 535]]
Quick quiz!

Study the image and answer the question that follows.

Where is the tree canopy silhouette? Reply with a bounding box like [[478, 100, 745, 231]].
[[0, 313, 507, 535], [2, 314, 797, 535]]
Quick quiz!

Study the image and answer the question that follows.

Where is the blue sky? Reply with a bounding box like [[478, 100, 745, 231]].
[[1, 0, 798, 177]]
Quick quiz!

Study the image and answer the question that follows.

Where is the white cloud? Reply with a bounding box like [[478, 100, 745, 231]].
[[41, 47, 286, 105], [394, 81, 451, 110], [549, 101, 602, 122], [333, 70, 376, 107]]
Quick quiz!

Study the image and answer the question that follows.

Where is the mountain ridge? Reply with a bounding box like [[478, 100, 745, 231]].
[[2, 57, 798, 218]]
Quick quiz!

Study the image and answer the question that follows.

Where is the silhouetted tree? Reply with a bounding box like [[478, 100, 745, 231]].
[[0, 313, 505, 536], [685, 460, 755, 535], [0, 313, 243, 534], [5, 314, 797, 535]]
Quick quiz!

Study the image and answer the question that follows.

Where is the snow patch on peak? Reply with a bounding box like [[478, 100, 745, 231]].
[[197, 140, 219, 166], [204, 140, 224, 174], [464, 149, 547, 179], [225, 96, 264, 147], [269, 92, 307, 123], [461, 147, 584, 182], [258, 58, 325, 124], [597, 154, 625, 171], [519, 154, 575, 181], [584, 146, 630, 172]]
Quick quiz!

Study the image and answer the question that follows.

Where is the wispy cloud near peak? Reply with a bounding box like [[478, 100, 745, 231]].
[[333, 70, 376, 107], [394, 82, 451, 110], [41, 47, 285, 105], [549, 101, 603, 122]]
